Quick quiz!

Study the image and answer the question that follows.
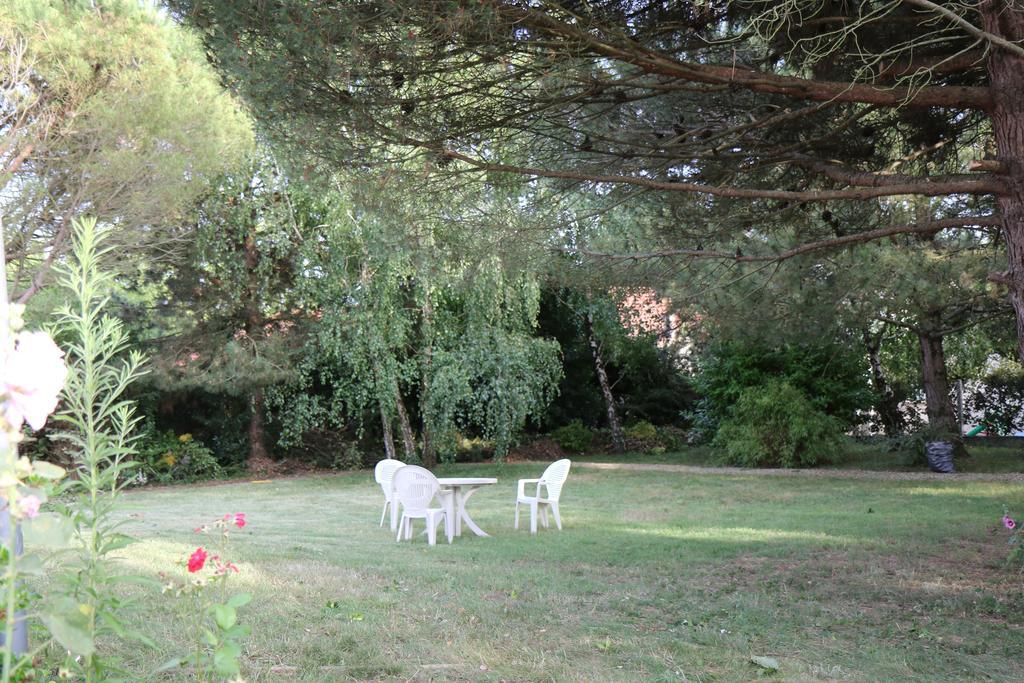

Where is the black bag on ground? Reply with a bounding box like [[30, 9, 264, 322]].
[[925, 441, 955, 473]]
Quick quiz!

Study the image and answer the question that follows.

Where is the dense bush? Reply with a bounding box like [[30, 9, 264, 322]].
[[694, 340, 871, 438], [136, 430, 223, 484], [713, 382, 841, 468], [625, 420, 658, 441], [550, 420, 593, 454]]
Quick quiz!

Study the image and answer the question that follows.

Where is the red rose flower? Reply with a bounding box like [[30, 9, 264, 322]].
[[234, 513, 246, 529], [187, 547, 208, 573]]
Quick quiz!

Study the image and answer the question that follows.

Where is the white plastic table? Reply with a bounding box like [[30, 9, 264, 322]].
[[436, 477, 498, 538]]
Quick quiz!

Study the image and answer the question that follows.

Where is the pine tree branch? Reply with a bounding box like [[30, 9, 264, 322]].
[[556, 216, 1002, 263], [438, 148, 1005, 201]]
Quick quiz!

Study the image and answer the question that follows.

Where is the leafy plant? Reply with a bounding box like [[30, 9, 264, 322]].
[[968, 360, 1024, 435], [625, 421, 658, 442], [160, 513, 251, 681], [550, 420, 593, 454], [695, 341, 871, 434], [136, 430, 223, 484], [331, 442, 364, 471], [713, 382, 841, 468], [49, 217, 151, 680]]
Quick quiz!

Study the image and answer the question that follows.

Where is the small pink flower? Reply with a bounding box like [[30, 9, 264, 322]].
[[18, 495, 40, 519], [234, 513, 246, 529], [1004, 515, 1016, 530]]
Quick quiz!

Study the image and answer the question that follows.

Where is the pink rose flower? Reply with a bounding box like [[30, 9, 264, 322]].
[[18, 495, 41, 519], [234, 513, 246, 529], [1004, 515, 1016, 530], [188, 547, 208, 573], [3, 331, 67, 431]]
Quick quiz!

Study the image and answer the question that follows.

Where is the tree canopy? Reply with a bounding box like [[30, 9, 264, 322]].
[[0, 0, 252, 303], [171, 0, 1024, 358]]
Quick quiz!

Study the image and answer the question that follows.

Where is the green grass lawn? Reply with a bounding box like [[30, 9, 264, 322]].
[[39, 462, 1024, 681]]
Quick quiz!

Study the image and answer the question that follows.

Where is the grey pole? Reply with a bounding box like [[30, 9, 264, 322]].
[[0, 508, 27, 654]]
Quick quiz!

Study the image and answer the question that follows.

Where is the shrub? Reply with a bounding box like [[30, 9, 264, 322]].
[[695, 341, 871, 434], [656, 425, 687, 452], [550, 420, 593, 454], [625, 421, 658, 441], [713, 382, 841, 468], [137, 430, 223, 484], [332, 442, 364, 471]]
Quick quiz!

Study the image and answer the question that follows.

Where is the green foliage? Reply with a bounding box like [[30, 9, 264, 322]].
[[694, 340, 871, 437], [550, 420, 593, 454], [713, 382, 841, 468], [50, 218, 150, 680], [136, 430, 222, 485], [160, 515, 251, 682], [967, 360, 1024, 435], [271, 184, 562, 463], [332, 443, 364, 471], [2, 0, 252, 299], [537, 287, 694, 429], [625, 421, 658, 442]]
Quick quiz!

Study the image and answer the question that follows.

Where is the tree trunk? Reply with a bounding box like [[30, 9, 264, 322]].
[[419, 291, 437, 469], [863, 328, 904, 437], [394, 389, 416, 460], [242, 222, 271, 471], [586, 309, 625, 452], [248, 388, 270, 467], [982, 2, 1024, 363], [917, 328, 968, 457], [379, 402, 396, 459]]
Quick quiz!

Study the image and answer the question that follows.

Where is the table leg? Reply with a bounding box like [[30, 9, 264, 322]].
[[458, 486, 489, 537]]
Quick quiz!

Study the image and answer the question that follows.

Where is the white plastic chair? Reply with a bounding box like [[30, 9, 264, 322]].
[[515, 459, 571, 534], [392, 465, 452, 546], [374, 459, 406, 530]]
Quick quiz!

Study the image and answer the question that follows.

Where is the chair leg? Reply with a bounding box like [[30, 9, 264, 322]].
[[404, 517, 413, 540], [551, 502, 562, 530], [530, 501, 538, 534], [380, 499, 389, 527], [390, 500, 400, 532], [444, 513, 453, 544], [427, 517, 436, 546], [540, 505, 549, 528], [396, 515, 405, 542], [514, 501, 520, 529]]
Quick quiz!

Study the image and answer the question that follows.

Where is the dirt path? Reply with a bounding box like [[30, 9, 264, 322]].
[[555, 460, 1024, 483]]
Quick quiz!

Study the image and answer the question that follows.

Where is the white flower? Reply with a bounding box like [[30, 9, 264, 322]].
[[3, 331, 67, 431]]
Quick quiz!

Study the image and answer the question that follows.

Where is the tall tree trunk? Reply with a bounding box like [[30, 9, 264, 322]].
[[379, 402, 396, 459], [419, 291, 437, 469], [983, 2, 1024, 363], [917, 327, 968, 457], [243, 225, 271, 471], [248, 389, 269, 466], [394, 388, 416, 460], [863, 328, 904, 437], [586, 309, 625, 453]]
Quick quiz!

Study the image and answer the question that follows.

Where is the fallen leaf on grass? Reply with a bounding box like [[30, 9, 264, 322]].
[[751, 655, 780, 672]]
